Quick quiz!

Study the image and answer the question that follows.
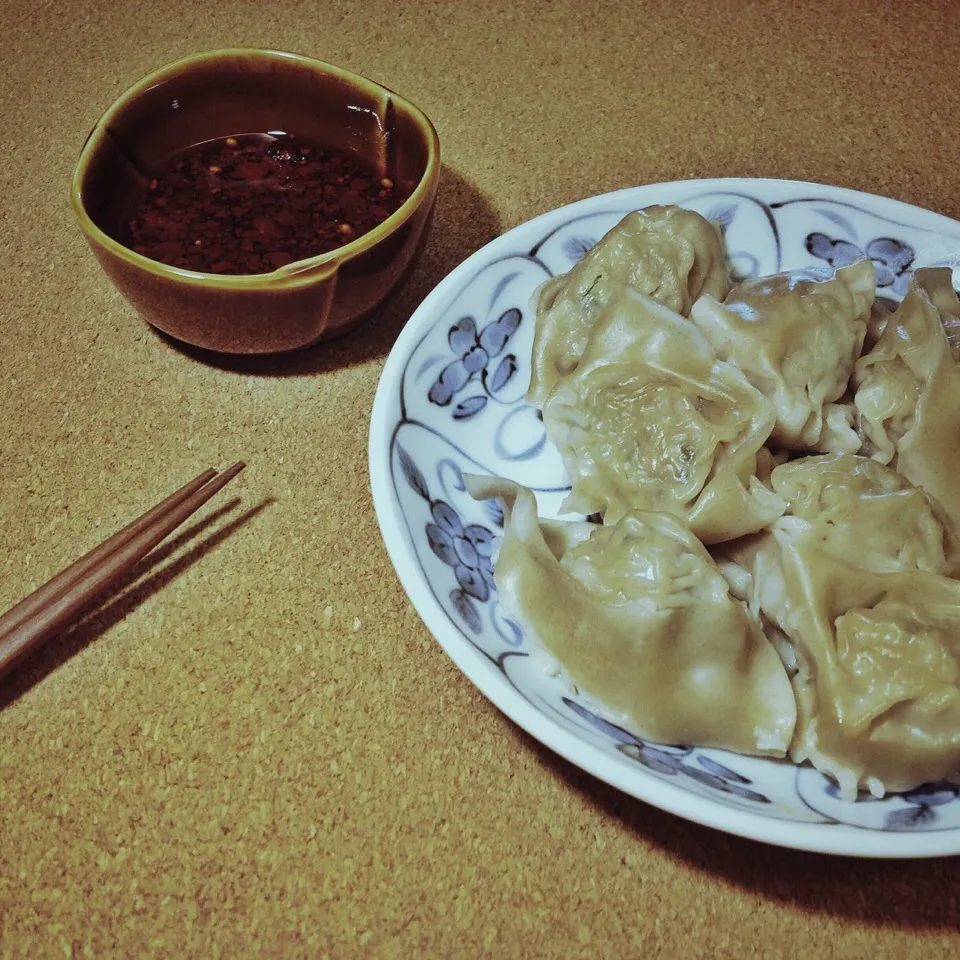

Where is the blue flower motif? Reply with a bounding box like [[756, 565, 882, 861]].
[[425, 501, 496, 602], [883, 782, 960, 830], [818, 774, 960, 830], [428, 309, 522, 409], [806, 233, 915, 296], [564, 698, 770, 803], [563, 235, 596, 262], [903, 783, 960, 806]]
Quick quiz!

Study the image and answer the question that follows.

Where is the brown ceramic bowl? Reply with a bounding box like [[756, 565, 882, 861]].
[[71, 48, 440, 354]]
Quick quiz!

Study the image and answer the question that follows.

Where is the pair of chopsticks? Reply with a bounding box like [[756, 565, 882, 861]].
[[0, 463, 245, 682]]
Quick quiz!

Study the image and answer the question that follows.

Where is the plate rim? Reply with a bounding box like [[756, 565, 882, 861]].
[[369, 176, 960, 858]]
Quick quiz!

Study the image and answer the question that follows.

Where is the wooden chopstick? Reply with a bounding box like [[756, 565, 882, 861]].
[[0, 468, 218, 641], [0, 463, 245, 681]]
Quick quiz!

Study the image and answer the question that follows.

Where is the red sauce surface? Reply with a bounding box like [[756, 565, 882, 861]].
[[123, 134, 408, 275]]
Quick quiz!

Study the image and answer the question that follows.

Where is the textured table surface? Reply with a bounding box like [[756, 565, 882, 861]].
[[2, 0, 960, 955]]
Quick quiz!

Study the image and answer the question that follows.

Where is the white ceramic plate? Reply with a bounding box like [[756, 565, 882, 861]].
[[369, 178, 960, 857]]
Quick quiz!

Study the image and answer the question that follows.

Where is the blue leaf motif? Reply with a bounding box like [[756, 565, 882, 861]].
[[453, 395, 488, 420], [885, 805, 938, 831], [414, 352, 449, 382], [697, 755, 752, 784], [563, 236, 596, 262], [706, 203, 737, 233], [484, 497, 505, 529], [489, 354, 518, 394], [719, 782, 771, 804], [823, 779, 872, 801], [564, 697, 640, 745], [502, 617, 523, 645], [618, 742, 685, 775], [451, 588, 482, 634], [491, 608, 523, 647], [902, 783, 960, 806], [683, 766, 733, 792], [397, 445, 430, 500], [488, 270, 521, 311], [815, 207, 859, 239]]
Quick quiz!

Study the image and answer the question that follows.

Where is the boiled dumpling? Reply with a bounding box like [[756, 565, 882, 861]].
[[690, 259, 876, 452], [921, 266, 960, 361], [466, 476, 796, 756], [713, 451, 951, 659], [528, 205, 730, 405], [715, 452, 951, 641], [723, 524, 960, 798], [811, 577, 960, 798], [854, 269, 960, 547], [767, 453, 949, 575], [713, 453, 959, 795], [541, 284, 784, 542], [865, 298, 893, 352]]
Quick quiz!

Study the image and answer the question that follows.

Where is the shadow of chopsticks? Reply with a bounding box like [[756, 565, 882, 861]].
[[0, 496, 275, 708]]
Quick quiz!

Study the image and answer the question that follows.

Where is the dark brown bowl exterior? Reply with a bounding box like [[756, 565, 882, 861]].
[[71, 49, 440, 354]]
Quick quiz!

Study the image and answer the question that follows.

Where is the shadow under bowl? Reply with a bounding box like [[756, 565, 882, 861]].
[[71, 48, 440, 354]]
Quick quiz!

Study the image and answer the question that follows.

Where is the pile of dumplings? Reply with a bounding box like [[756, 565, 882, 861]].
[[468, 204, 960, 800]]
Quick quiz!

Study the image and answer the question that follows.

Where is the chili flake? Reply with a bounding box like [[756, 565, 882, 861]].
[[122, 133, 409, 275]]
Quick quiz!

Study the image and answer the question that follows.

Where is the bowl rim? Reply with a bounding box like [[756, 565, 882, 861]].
[[69, 47, 441, 291]]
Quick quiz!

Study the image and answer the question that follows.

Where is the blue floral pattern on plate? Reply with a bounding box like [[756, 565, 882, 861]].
[[427, 309, 522, 418], [565, 698, 772, 806], [806, 233, 915, 298], [371, 178, 960, 856]]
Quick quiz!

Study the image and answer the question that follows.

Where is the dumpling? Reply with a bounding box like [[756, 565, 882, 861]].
[[865, 298, 893, 352], [714, 453, 960, 795], [716, 452, 951, 653], [854, 269, 960, 545], [540, 284, 784, 542], [528, 205, 730, 405], [689, 259, 876, 452], [767, 453, 949, 575], [815, 578, 960, 797], [724, 523, 960, 798], [466, 476, 796, 756], [922, 267, 960, 361]]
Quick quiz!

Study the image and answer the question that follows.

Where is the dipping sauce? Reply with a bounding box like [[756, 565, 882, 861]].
[[122, 134, 409, 275]]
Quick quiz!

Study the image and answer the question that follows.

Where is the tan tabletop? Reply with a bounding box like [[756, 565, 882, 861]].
[[3, 0, 960, 955]]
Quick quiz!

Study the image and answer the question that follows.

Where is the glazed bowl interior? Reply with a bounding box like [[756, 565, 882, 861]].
[[76, 48, 433, 275]]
